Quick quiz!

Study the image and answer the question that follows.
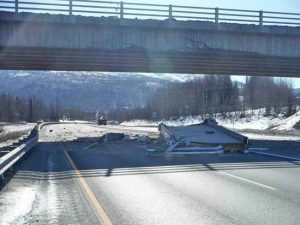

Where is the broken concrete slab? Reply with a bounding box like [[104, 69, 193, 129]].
[[158, 118, 248, 153]]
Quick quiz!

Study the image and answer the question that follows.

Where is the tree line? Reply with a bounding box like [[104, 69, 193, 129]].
[[0, 93, 84, 122], [243, 76, 295, 116], [109, 75, 296, 121], [1, 75, 295, 123]]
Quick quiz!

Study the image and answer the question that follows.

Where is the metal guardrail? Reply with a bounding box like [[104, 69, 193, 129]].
[[0, 0, 300, 26], [0, 125, 39, 178], [0, 121, 94, 179]]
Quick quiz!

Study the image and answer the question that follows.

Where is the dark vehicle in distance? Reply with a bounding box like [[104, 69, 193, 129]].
[[97, 117, 107, 125]]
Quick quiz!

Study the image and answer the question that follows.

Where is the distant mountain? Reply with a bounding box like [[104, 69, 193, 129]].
[[0, 71, 198, 111]]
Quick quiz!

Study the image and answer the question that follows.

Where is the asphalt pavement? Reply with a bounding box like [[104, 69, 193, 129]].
[[0, 124, 299, 225]]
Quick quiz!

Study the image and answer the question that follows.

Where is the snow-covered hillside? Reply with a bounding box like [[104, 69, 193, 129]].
[[0, 71, 205, 111], [272, 111, 300, 130]]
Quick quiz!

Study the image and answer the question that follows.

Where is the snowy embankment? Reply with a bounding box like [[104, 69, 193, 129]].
[[1, 123, 35, 133], [121, 109, 290, 130], [121, 115, 283, 130], [121, 109, 300, 141], [272, 111, 300, 130], [0, 123, 36, 146]]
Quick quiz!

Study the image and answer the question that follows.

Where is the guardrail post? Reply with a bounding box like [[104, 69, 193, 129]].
[[15, 0, 18, 13], [69, 0, 72, 15], [120, 1, 124, 19], [169, 5, 173, 21], [215, 7, 219, 23], [259, 10, 263, 26]]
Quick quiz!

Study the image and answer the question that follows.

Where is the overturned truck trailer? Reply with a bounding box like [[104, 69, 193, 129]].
[[158, 119, 248, 154]]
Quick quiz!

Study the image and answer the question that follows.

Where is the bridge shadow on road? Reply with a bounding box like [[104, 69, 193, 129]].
[[7, 137, 300, 182]]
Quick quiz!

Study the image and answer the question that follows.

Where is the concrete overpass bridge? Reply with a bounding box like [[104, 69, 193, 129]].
[[0, 0, 300, 76]]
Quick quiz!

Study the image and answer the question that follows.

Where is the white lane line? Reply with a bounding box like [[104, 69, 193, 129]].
[[218, 171, 277, 191]]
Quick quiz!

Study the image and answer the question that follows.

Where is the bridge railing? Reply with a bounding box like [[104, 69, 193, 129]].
[[0, 0, 300, 26]]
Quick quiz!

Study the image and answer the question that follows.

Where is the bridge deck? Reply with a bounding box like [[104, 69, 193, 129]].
[[1, 46, 299, 76]]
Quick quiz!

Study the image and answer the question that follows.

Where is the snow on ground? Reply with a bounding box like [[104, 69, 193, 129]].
[[39, 123, 159, 142], [39, 123, 105, 142], [0, 184, 38, 225], [0, 123, 36, 147], [59, 120, 93, 124], [121, 110, 285, 131], [218, 116, 282, 130], [1, 123, 36, 134], [115, 125, 158, 133], [272, 111, 300, 130], [120, 109, 300, 141]]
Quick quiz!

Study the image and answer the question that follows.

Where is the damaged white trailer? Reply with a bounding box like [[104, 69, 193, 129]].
[[158, 119, 248, 154]]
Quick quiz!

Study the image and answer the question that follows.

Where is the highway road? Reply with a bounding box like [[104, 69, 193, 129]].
[[0, 123, 300, 225]]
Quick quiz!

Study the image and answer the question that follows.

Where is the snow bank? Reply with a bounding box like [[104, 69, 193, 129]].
[[0, 123, 36, 147], [1, 123, 35, 134], [121, 115, 206, 127], [272, 111, 300, 130], [218, 116, 282, 130], [121, 110, 285, 130], [59, 120, 93, 124]]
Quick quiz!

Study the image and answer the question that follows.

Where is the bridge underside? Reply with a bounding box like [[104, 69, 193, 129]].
[[1, 46, 299, 77]]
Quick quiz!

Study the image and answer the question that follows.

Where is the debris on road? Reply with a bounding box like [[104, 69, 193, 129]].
[[102, 132, 125, 143], [136, 135, 151, 143], [83, 142, 99, 150], [152, 118, 248, 154], [75, 137, 100, 143]]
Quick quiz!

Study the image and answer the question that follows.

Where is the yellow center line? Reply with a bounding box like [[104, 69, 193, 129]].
[[64, 150, 113, 225]]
